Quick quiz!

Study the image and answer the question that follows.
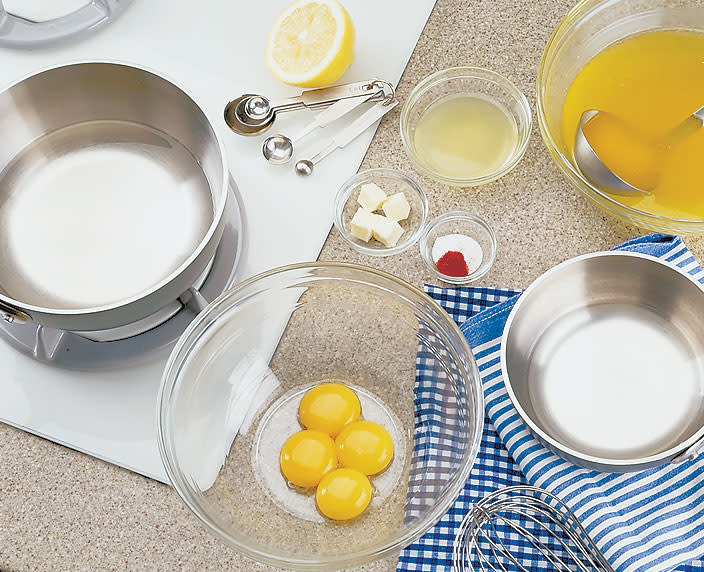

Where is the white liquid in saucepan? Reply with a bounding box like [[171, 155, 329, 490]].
[[0, 121, 214, 310]]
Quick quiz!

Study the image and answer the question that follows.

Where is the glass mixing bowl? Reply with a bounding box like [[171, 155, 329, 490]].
[[537, 0, 704, 233], [157, 263, 484, 571]]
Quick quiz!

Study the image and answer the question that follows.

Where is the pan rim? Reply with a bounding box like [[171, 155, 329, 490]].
[[501, 250, 704, 468], [0, 59, 229, 317]]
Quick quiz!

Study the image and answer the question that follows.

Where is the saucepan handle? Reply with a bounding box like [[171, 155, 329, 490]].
[[0, 0, 131, 48], [672, 435, 704, 464], [0, 299, 29, 324]]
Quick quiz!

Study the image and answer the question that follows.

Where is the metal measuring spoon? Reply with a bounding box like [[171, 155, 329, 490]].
[[262, 134, 297, 164], [224, 80, 393, 136], [295, 99, 399, 176], [262, 94, 374, 164], [575, 106, 704, 196]]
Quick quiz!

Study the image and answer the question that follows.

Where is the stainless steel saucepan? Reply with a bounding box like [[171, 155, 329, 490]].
[[502, 252, 704, 472], [0, 62, 229, 338]]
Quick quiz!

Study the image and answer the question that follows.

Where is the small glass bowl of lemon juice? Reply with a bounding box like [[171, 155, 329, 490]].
[[401, 67, 532, 186]]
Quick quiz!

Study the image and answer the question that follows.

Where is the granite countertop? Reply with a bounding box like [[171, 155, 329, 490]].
[[2, 1, 703, 571]]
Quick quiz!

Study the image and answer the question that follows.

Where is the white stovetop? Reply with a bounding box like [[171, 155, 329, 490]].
[[0, 0, 436, 482]]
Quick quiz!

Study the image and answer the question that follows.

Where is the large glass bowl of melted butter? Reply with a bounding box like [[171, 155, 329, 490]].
[[538, 0, 704, 233]]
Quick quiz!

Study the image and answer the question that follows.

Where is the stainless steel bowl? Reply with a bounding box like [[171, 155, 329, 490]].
[[0, 62, 229, 337], [502, 252, 704, 472]]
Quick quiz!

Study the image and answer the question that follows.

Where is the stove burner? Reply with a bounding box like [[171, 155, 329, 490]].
[[0, 175, 246, 370]]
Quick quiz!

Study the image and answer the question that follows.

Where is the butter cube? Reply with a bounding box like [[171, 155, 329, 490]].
[[350, 207, 375, 242], [371, 214, 404, 247], [357, 183, 387, 211], [381, 192, 411, 221]]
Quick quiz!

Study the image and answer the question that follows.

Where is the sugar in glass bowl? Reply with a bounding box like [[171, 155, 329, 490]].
[[537, 0, 704, 233], [157, 263, 484, 571]]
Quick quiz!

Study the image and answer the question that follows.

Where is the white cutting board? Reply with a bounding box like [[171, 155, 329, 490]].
[[0, 0, 436, 482]]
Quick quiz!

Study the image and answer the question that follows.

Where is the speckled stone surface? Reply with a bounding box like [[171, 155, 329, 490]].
[[2, 1, 704, 571]]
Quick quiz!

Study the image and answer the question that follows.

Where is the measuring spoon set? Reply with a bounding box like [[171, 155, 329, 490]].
[[224, 79, 398, 176]]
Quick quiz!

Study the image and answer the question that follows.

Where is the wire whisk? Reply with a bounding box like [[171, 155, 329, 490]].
[[453, 485, 614, 572]]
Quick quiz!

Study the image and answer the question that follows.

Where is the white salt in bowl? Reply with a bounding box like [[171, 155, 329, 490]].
[[419, 211, 497, 284], [334, 168, 429, 257]]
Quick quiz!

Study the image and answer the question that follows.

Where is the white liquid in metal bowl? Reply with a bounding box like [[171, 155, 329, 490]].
[[0, 120, 214, 309], [528, 304, 704, 460]]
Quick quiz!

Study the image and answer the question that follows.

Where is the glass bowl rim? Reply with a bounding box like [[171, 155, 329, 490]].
[[333, 168, 430, 257], [419, 211, 498, 284], [400, 65, 533, 187], [536, 0, 704, 231], [156, 261, 485, 571]]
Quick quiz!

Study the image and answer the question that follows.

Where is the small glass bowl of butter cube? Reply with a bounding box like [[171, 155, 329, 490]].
[[334, 168, 429, 256]]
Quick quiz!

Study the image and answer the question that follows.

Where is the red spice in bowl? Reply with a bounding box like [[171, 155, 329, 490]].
[[420, 212, 496, 284], [436, 250, 469, 277]]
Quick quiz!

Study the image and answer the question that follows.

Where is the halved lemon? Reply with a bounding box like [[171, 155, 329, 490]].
[[265, 0, 355, 88]]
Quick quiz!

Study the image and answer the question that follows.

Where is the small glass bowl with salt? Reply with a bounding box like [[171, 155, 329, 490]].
[[419, 211, 497, 284]]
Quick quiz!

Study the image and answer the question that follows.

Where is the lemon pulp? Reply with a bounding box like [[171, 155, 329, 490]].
[[265, 0, 355, 88]]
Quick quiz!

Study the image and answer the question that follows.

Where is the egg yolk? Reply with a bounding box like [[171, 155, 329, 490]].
[[315, 468, 372, 521], [298, 383, 361, 437], [279, 430, 337, 488], [335, 420, 394, 476]]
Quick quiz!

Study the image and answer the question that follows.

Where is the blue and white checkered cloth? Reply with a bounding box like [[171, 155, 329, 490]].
[[398, 234, 704, 572]]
